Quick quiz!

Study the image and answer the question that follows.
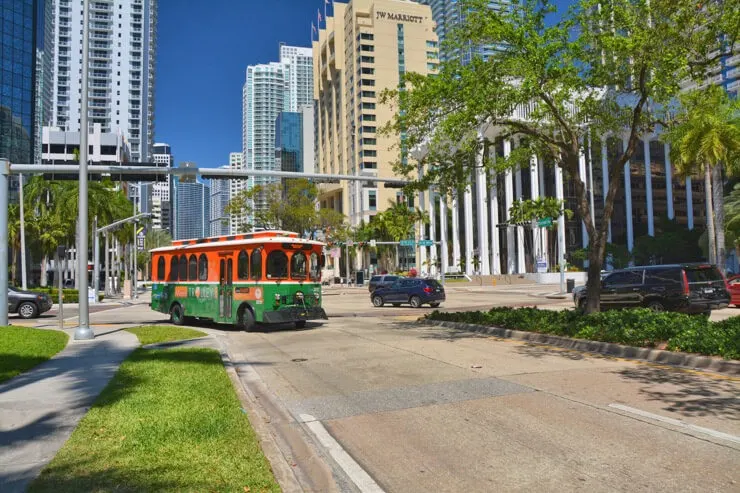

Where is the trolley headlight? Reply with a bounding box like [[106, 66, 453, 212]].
[[295, 291, 304, 300], [314, 293, 320, 301], [274, 293, 281, 303]]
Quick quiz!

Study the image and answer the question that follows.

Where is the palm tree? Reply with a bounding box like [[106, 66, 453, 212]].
[[8, 204, 20, 285], [662, 85, 740, 268]]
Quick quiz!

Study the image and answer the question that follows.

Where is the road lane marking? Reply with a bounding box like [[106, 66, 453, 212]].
[[299, 414, 385, 493], [609, 403, 740, 445]]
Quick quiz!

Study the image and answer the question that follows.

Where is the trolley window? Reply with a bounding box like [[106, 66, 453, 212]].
[[169, 256, 178, 281], [309, 252, 321, 281], [188, 254, 198, 280], [238, 250, 249, 280], [267, 250, 289, 279], [179, 255, 187, 280], [156, 256, 165, 281], [198, 254, 208, 281], [251, 248, 262, 280], [291, 252, 307, 279]]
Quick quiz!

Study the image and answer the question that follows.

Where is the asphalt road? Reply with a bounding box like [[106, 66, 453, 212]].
[[18, 286, 740, 492]]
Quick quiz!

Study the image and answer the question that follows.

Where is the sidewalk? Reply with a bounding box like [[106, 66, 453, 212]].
[[0, 326, 140, 493]]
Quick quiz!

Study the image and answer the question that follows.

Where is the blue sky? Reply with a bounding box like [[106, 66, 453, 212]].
[[155, 0, 574, 168]]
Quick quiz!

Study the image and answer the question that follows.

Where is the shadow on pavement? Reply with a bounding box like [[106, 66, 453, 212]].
[[616, 365, 740, 420], [511, 343, 588, 361]]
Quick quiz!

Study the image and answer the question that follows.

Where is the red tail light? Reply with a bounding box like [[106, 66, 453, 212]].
[[681, 269, 690, 296], [423, 286, 433, 294]]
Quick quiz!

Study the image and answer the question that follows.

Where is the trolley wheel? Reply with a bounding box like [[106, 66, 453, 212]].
[[170, 303, 185, 325]]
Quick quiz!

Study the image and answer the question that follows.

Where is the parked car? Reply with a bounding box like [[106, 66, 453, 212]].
[[368, 274, 401, 293], [8, 287, 53, 319], [727, 275, 740, 306], [573, 263, 729, 314], [371, 278, 445, 308]]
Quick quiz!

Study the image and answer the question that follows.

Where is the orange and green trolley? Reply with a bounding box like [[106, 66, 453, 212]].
[[150, 230, 327, 330]]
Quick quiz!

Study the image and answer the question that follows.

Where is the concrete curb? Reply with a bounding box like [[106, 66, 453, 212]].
[[421, 319, 740, 376]]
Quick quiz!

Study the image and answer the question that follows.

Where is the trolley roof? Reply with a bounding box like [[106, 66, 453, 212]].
[[151, 230, 324, 253]]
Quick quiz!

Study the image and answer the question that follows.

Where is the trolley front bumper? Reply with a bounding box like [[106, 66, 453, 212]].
[[262, 306, 328, 324]]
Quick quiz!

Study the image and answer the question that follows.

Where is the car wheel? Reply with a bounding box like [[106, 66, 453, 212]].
[[170, 303, 185, 325], [430, 302, 440, 308], [646, 300, 665, 312], [17, 302, 39, 319], [372, 295, 384, 307], [410, 296, 422, 308]]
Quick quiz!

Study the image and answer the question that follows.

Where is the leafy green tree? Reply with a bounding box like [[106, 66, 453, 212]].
[[632, 217, 703, 265], [225, 179, 346, 238], [662, 85, 740, 271], [381, 0, 736, 312]]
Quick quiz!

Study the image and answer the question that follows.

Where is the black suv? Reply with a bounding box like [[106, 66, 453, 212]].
[[573, 263, 730, 314]]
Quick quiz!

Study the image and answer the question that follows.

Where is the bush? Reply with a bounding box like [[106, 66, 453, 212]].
[[29, 288, 104, 303], [426, 307, 738, 360]]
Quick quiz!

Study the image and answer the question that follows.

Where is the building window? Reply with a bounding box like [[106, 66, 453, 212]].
[[360, 44, 374, 52], [362, 162, 378, 170], [362, 114, 376, 122], [360, 32, 374, 40], [361, 56, 375, 63], [368, 191, 377, 210], [361, 79, 375, 87], [427, 51, 438, 60], [426, 40, 438, 48], [362, 150, 377, 157], [427, 63, 438, 71], [363, 138, 377, 145], [363, 126, 376, 133], [361, 90, 376, 98]]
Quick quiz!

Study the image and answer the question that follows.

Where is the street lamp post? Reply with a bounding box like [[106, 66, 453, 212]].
[[19, 173, 27, 289], [75, 0, 93, 340], [0, 159, 9, 327]]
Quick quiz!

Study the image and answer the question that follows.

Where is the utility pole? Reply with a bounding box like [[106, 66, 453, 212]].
[[19, 173, 27, 289], [75, 0, 93, 340], [0, 159, 9, 326]]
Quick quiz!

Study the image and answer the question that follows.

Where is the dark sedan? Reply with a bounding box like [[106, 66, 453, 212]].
[[8, 287, 53, 319], [371, 278, 445, 308]]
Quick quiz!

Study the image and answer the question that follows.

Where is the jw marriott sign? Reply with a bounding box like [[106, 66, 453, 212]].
[[375, 11, 424, 23]]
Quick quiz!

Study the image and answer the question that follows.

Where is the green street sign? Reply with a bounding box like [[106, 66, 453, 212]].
[[537, 217, 553, 227], [399, 239, 415, 247], [418, 240, 434, 247]]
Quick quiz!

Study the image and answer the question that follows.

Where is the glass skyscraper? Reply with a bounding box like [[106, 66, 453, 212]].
[[275, 111, 302, 173], [419, 0, 509, 63], [1, 0, 36, 166], [173, 180, 211, 241]]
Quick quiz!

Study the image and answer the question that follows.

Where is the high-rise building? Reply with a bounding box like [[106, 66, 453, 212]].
[[279, 44, 314, 111], [314, 0, 438, 225], [50, 0, 157, 162], [228, 151, 246, 234], [174, 180, 210, 240], [275, 112, 302, 173], [150, 142, 172, 232], [418, 0, 507, 63], [242, 44, 314, 215], [209, 169, 230, 237], [1, 0, 37, 174], [300, 104, 315, 175]]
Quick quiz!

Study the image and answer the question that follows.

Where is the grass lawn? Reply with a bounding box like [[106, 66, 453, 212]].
[[30, 348, 281, 493], [0, 327, 68, 384], [125, 325, 207, 345]]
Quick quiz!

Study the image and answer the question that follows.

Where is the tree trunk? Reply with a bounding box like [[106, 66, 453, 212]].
[[585, 245, 605, 313], [713, 164, 726, 272], [40, 254, 48, 287], [705, 166, 717, 264]]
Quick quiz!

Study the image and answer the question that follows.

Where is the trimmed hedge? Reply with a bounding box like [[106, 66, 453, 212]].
[[426, 307, 740, 360], [29, 288, 104, 303]]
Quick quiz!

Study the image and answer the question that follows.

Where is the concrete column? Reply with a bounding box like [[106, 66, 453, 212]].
[[514, 166, 525, 274], [622, 137, 634, 251], [579, 144, 589, 248], [644, 135, 654, 236], [475, 134, 490, 275], [555, 165, 567, 266], [665, 142, 674, 219], [601, 136, 612, 242], [463, 184, 474, 275], [0, 159, 9, 326], [429, 189, 437, 275], [451, 193, 461, 270], [686, 177, 694, 230], [537, 156, 548, 266], [530, 155, 542, 265], [489, 170, 501, 275], [504, 140, 515, 274], [440, 195, 449, 279]]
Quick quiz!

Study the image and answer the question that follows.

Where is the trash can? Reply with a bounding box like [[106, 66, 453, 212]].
[[566, 278, 575, 293], [355, 271, 364, 286]]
